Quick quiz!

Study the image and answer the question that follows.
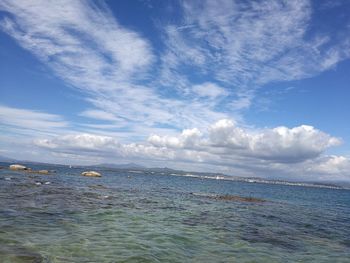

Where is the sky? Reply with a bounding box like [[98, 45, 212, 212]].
[[1, 0, 350, 181]]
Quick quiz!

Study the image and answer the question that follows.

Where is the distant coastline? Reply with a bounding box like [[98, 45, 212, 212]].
[[1, 158, 349, 191]]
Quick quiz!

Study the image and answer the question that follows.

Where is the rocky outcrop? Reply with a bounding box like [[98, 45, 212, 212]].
[[81, 171, 102, 177], [9, 164, 27, 171]]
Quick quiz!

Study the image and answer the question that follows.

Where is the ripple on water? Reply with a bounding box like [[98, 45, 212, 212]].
[[1, 166, 350, 262], [0, 245, 43, 263]]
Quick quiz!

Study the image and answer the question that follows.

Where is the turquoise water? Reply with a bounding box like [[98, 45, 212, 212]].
[[0, 163, 349, 262]]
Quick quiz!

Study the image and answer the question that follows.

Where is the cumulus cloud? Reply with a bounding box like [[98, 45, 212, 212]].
[[149, 119, 341, 163], [148, 128, 202, 149], [33, 119, 349, 180], [307, 155, 350, 176], [35, 133, 119, 152]]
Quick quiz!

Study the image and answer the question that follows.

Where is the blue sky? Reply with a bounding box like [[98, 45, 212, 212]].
[[1, 0, 350, 181]]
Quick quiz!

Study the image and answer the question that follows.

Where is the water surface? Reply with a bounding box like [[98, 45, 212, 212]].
[[0, 163, 349, 262]]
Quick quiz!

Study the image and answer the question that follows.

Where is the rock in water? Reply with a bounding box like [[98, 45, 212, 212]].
[[81, 171, 102, 177], [214, 195, 266, 203], [37, 170, 50, 174], [9, 164, 27, 171]]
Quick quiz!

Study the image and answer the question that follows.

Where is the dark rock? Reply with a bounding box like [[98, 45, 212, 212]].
[[192, 193, 266, 203], [214, 195, 266, 203]]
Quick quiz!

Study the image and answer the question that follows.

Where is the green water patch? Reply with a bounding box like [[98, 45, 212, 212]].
[[0, 244, 44, 263]]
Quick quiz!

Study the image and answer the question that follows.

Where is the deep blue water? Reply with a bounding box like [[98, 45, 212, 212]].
[[0, 162, 349, 262]]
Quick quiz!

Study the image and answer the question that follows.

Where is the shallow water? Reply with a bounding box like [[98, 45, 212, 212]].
[[0, 163, 349, 262]]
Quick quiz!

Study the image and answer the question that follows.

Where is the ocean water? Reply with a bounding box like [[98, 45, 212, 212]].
[[0, 163, 349, 263]]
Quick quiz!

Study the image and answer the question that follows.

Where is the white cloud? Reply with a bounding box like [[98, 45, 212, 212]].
[[148, 128, 202, 149], [159, 0, 350, 108], [192, 82, 228, 99], [248, 126, 341, 162], [32, 119, 349, 180], [35, 133, 119, 154], [0, 0, 230, 135], [0, 105, 68, 135], [1, 0, 349, 135], [0, 0, 153, 85], [307, 155, 350, 176], [80, 110, 121, 122], [0, 104, 344, 179], [149, 119, 341, 163], [1, 1, 350, 180]]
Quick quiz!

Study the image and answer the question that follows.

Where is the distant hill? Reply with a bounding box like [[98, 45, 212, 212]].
[[146, 167, 178, 173], [0, 155, 16, 163], [95, 162, 146, 169], [1, 157, 347, 190]]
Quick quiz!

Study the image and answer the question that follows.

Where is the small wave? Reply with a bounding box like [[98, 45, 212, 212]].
[[191, 192, 217, 198]]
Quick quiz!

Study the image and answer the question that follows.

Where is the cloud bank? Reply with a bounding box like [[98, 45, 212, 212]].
[[31, 118, 349, 181]]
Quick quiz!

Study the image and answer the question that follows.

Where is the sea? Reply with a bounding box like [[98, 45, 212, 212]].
[[0, 162, 349, 262]]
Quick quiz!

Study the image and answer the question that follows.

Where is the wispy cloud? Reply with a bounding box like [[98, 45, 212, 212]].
[[192, 82, 228, 99], [1, 0, 350, 179], [0, 0, 230, 135], [2, 0, 349, 133], [159, 0, 350, 108], [79, 109, 122, 122], [0, 0, 154, 85], [0, 105, 68, 135]]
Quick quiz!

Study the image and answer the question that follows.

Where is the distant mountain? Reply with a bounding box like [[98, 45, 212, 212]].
[[95, 162, 146, 169], [146, 167, 178, 173], [0, 155, 16, 163], [1, 157, 347, 189]]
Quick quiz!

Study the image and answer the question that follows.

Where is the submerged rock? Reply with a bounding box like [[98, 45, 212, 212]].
[[89, 184, 108, 189], [214, 195, 266, 203], [26, 169, 51, 175], [37, 170, 50, 174], [0, 245, 43, 263], [81, 171, 102, 177], [192, 193, 266, 203], [9, 164, 27, 171]]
